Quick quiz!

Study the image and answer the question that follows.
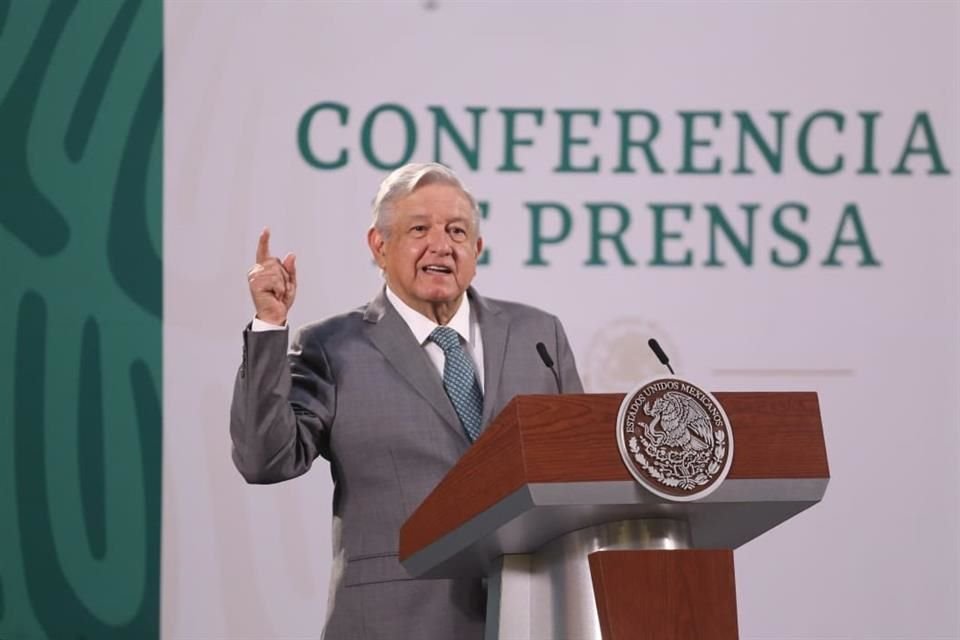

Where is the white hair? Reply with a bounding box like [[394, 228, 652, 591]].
[[371, 163, 480, 237]]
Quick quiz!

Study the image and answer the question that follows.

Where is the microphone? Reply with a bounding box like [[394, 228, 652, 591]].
[[536, 342, 562, 392], [647, 338, 675, 375]]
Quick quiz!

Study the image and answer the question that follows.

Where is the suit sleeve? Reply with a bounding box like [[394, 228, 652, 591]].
[[553, 316, 584, 393], [229, 325, 335, 484]]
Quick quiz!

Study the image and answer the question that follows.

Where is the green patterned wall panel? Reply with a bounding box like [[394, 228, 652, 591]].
[[0, 2, 162, 638]]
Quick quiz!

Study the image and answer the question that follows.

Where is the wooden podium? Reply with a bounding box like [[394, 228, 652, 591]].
[[400, 393, 829, 640]]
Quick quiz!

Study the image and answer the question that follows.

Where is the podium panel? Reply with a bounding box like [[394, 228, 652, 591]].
[[590, 549, 739, 640]]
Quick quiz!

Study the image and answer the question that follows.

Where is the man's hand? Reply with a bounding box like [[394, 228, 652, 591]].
[[247, 228, 297, 325]]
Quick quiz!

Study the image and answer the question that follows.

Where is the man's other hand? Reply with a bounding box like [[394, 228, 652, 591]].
[[247, 227, 297, 325]]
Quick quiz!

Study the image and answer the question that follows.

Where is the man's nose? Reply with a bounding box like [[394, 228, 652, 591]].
[[426, 226, 452, 253]]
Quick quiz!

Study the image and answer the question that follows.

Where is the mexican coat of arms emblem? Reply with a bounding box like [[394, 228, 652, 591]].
[[616, 377, 734, 501]]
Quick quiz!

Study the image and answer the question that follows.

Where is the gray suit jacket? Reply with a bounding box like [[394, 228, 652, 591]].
[[230, 287, 582, 640]]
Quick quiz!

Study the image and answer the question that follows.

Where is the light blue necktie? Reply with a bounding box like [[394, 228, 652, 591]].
[[428, 326, 484, 442]]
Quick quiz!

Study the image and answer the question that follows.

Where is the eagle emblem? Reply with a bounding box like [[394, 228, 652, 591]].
[[643, 391, 715, 452], [616, 377, 734, 501]]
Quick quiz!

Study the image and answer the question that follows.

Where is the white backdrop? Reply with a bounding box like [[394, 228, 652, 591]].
[[164, 2, 959, 638]]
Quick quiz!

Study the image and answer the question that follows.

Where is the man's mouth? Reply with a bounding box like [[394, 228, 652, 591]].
[[422, 265, 452, 275]]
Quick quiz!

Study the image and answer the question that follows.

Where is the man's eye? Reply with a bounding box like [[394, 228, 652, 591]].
[[411, 225, 427, 233], [450, 227, 467, 238]]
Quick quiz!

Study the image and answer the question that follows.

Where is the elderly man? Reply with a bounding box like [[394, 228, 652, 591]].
[[231, 163, 582, 640]]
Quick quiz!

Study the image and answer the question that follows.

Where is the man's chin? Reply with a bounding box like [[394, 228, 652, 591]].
[[418, 288, 465, 306]]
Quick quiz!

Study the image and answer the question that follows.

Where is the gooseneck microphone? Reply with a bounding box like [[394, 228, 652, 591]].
[[647, 338, 675, 375], [535, 342, 562, 392]]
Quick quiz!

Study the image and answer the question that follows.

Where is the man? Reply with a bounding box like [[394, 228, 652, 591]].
[[231, 163, 582, 640]]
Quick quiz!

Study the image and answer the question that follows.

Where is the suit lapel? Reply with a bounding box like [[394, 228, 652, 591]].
[[472, 289, 509, 428], [363, 289, 465, 439]]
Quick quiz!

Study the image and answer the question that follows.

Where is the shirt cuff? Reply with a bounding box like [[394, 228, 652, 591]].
[[251, 317, 287, 332]]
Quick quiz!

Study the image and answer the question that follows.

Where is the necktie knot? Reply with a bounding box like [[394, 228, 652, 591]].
[[428, 326, 462, 353]]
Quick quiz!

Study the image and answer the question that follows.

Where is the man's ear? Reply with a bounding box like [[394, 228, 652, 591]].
[[367, 227, 386, 268], [475, 236, 484, 258]]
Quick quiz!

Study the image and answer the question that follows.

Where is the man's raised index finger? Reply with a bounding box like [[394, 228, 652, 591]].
[[256, 227, 271, 263]]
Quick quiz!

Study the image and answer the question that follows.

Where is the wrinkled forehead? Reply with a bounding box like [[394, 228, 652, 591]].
[[392, 184, 476, 222]]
